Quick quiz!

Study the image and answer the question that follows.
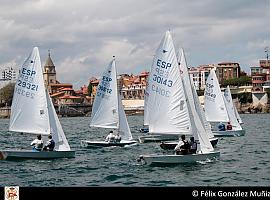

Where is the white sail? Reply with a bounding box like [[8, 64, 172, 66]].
[[90, 59, 119, 129], [143, 83, 150, 126], [178, 48, 214, 139], [204, 69, 229, 122], [183, 79, 214, 153], [9, 47, 50, 135], [223, 86, 242, 130], [147, 31, 190, 134], [234, 104, 243, 124], [46, 91, 71, 151], [118, 94, 133, 140]]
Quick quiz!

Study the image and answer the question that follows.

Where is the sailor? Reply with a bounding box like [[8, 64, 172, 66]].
[[31, 134, 43, 151], [114, 133, 121, 143], [43, 135, 55, 151], [189, 136, 197, 154], [218, 122, 226, 131], [174, 135, 190, 155], [226, 122, 232, 130], [105, 131, 116, 143]]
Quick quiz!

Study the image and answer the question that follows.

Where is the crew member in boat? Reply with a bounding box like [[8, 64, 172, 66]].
[[226, 122, 232, 130], [218, 122, 226, 131], [30, 134, 44, 151], [105, 131, 116, 143], [43, 135, 55, 151], [114, 132, 121, 143], [174, 135, 190, 155], [189, 136, 197, 154]]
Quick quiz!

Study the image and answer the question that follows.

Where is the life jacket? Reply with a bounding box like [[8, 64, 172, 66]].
[[47, 139, 55, 151], [182, 140, 190, 150]]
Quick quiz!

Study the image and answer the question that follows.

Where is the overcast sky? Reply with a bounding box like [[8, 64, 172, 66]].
[[0, 0, 270, 89]]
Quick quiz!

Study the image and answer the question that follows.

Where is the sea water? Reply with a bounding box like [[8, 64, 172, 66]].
[[0, 114, 269, 186]]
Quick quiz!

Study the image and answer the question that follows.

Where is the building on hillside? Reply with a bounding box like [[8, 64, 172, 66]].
[[43, 51, 84, 108], [120, 71, 149, 99], [0, 67, 17, 90], [189, 62, 241, 90], [250, 57, 270, 109], [189, 66, 210, 90], [43, 51, 73, 95]]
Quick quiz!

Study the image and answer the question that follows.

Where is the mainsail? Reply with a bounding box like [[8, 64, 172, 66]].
[[204, 69, 229, 122], [9, 47, 50, 135], [147, 31, 190, 134], [90, 58, 133, 140], [90, 59, 119, 129]]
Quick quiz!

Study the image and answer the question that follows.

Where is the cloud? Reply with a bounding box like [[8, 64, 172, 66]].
[[1, 0, 270, 88]]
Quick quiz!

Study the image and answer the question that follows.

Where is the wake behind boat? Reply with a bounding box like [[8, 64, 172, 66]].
[[0, 47, 75, 160], [81, 57, 137, 148]]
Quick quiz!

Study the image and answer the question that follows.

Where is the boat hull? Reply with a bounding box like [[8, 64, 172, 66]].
[[0, 150, 75, 160], [81, 140, 137, 148], [138, 134, 179, 143], [160, 137, 218, 150], [212, 129, 245, 137], [139, 151, 220, 165]]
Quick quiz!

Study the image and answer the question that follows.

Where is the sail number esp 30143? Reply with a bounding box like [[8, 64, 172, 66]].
[[151, 59, 173, 97]]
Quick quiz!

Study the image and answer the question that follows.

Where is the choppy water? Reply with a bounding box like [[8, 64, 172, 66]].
[[0, 114, 269, 186]]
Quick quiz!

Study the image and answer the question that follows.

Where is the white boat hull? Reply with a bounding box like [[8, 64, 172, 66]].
[[81, 140, 137, 148], [139, 151, 220, 165], [0, 150, 75, 160], [212, 129, 245, 137]]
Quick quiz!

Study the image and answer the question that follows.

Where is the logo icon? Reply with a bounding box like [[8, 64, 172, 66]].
[[5, 186, 19, 200]]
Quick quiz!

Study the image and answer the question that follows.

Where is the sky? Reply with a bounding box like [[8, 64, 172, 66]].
[[0, 0, 270, 89]]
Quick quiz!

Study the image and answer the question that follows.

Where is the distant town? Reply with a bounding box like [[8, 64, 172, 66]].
[[1, 50, 270, 118]]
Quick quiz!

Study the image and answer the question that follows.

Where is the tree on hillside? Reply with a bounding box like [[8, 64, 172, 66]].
[[222, 76, 252, 87], [0, 82, 15, 107]]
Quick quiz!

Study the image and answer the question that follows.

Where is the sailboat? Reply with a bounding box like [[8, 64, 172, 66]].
[[160, 48, 218, 150], [0, 47, 75, 160], [139, 49, 218, 148], [204, 69, 245, 137], [138, 31, 220, 165], [81, 57, 137, 148]]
